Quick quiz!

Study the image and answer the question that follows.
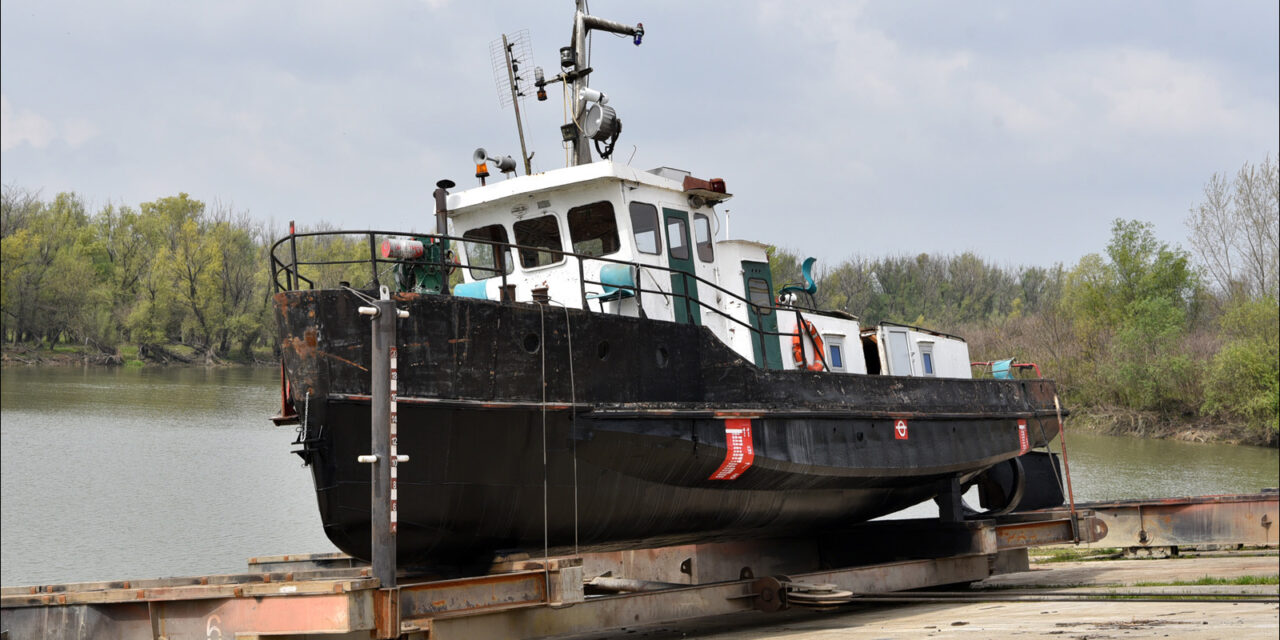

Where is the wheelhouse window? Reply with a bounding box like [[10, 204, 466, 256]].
[[513, 214, 564, 268], [667, 217, 689, 260], [693, 213, 714, 262], [746, 277, 773, 316], [462, 224, 513, 280], [629, 202, 661, 254], [919, 341, 936, 376], [825, 335, 845, 372], [568, 202, 621, 257]]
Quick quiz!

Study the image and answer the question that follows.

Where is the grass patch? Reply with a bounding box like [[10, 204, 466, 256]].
[[118, 344, 139, 359], [1032, 547, 1121, 563], [167, 343, 199, 358], [124, 359, 145, 368], [1132, 575, 1279, 587]]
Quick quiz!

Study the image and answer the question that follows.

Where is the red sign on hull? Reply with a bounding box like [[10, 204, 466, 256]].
[[710, 418, 755, 480], [894, 419, 909, 440]]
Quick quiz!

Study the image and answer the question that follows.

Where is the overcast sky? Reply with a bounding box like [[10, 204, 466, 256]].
[[2, 0, 1276, 267]]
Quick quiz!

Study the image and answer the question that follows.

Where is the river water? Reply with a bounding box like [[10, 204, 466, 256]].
[[2, 366, 1276, 586]]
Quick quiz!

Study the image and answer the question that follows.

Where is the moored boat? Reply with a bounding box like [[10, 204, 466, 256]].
[[270, 2, 1066, 568]]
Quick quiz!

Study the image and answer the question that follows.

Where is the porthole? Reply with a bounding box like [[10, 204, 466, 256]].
[[523, 334, 541, 354], [597, 341, 611, 360], [655, 346, 669, 368]]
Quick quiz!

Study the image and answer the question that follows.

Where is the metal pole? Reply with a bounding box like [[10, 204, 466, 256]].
[[288, 220, 298, 291], [368, 234, 381, 291], [361, 291, 397, 588], [570, 2, 590, 166], [1053, 394, 1080, 542]]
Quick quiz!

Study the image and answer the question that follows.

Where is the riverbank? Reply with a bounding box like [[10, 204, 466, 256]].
[[1070, 406, 1278, 448], [1, 343, 275, 368]]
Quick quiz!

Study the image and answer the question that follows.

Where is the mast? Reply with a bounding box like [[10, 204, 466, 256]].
[[567, 0, 642, 166]]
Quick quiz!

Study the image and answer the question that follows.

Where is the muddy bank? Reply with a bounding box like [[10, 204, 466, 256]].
[[1, 344, 274, 368], [1070, 406, 1278, 447]]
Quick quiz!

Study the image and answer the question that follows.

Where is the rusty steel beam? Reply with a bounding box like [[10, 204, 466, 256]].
[[0, 590, 377, 640], [397, 570, 548, 619], [996, 514, 1108, 550], [1078, 492, 1278, 548]]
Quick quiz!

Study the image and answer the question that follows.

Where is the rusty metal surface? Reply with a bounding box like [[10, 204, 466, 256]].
[[0, 591, 376, 640], [422, 555, 992, 640], [996, 515, 1107, 549], [575, 539, 821, 586], [397, 570, 551, 619], [0, 504, 1186, 639], [0, 570, 374, 605], [246, 551, 362, 572], [1079, 492, 1278, 548]]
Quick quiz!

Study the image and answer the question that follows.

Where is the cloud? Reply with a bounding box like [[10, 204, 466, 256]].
[[1, 95, 99, 152], [1088, 48, 1252, 136], [1, 95, 56, 151]]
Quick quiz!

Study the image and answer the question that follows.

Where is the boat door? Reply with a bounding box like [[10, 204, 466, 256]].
[[663, 208, 701, 325], [742, 260, 783, 369], [884, 326, 914, 375]]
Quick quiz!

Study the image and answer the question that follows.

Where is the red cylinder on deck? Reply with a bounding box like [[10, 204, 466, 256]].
[[381, 238, 425, 259]]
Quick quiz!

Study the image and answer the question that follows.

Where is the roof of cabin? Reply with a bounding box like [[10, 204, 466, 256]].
[[445, 161, 686, 217]]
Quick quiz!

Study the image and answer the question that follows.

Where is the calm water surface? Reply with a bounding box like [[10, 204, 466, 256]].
[[1, 366, 333, 586], [2, 367, 1277, 585]]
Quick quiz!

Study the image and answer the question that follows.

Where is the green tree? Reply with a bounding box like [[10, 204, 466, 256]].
[[0, 193, 109, 346], [1061, 219, 1201, 412], [1201, 298, 1280, 442]]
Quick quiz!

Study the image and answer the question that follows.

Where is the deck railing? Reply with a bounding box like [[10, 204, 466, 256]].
[[269, 230, 844, 369]]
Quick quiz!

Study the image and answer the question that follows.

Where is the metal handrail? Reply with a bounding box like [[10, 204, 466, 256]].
[[269, 229, 834, 354]]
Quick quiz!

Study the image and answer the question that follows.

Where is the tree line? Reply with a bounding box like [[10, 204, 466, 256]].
[[3, 158, 1277, 441], [1, 190, 273, 363]]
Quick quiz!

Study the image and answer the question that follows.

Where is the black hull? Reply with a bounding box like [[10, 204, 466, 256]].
[[276, 290, 1063, 565]]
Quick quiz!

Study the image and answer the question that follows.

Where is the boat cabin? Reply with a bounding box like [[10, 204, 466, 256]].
[[445, 161, 970, 378]]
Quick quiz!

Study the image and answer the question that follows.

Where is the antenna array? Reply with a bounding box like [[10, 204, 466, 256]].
[[489, 30, 535, 109]]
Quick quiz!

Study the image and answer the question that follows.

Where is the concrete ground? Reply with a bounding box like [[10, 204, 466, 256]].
[[589, 553, 1279, 639]]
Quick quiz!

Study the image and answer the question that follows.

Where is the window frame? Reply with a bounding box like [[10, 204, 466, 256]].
[[824, 334, 846, 372], [628, 201, 662, 255], [918, 341, 936, 376], [461, 223, 514, 281], [746, 277, 773, 316], [693, 213, 714, 262], [512, 213, 566, 270], [666, 217, 690, 261], [567, 201, 622, 258]]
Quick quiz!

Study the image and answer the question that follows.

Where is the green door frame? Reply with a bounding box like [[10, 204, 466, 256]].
[[742, 260, 783, 369], [662, 208, 701, 325]]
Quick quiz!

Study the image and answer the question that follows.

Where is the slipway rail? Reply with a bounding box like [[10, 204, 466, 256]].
[[1072, 490, 1278, 554], [5, 492, 1277, 638], [2, 510, 1105, 640]]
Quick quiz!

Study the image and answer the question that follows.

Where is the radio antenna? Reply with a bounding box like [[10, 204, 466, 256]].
[[490, 30, 535, 175]]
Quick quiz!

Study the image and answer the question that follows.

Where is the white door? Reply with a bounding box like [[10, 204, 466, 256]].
[[886, 329, 913, 376]]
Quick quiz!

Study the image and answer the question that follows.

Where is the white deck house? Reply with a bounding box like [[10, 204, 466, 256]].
[[445, 161, 970, 378]]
